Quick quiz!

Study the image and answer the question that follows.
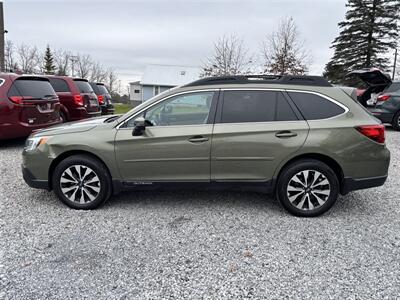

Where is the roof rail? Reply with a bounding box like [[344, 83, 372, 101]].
[[185, 75, 332, 87]]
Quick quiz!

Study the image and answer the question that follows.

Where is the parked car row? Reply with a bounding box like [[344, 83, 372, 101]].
[[0, 73, 114, 140]]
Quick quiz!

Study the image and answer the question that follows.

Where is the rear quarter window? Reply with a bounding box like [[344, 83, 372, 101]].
[[288, 92, 346, 120]]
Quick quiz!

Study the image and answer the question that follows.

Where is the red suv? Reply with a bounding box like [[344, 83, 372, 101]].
[[0, 74, 61, 140], [46, 76, 101, 122]]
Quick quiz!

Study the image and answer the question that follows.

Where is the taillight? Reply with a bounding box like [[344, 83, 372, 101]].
[[9, 96, 34, 104], [377, 94, 391, 102], [73, 95, 83, 106], [97, 95, 104, 104], [9, 96, 24, 104], [355, 125, 385, 144]]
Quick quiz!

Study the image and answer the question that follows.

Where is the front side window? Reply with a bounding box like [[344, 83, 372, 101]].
[[220, 90, 297, 123], [126, 91, 215, 127], [288, 92, 346, 120]]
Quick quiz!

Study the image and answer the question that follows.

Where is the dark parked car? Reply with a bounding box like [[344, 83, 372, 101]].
[[348, 69, 400, 131], [90, 82, 114, 115], [46, 76, 101, 122], [0, 74, 61, 140]]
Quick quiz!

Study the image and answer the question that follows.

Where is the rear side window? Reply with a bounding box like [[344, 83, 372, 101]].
[[49, 78, 70, 92], [74, 80, 94, 93], [221, 91, 297, 123], [385, 82, 400, 93], [8, 79, 56, 100], [288, 92, 345, 120]]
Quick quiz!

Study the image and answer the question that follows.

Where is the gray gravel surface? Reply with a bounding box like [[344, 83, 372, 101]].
[[1, 130, 400, 299]]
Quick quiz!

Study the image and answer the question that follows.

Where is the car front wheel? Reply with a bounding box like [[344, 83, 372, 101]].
[[276, 159, 339, 217], [52, 155, 112, 209]]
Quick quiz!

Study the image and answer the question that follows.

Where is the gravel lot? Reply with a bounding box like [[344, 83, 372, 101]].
[[1, 130, 399, 299]]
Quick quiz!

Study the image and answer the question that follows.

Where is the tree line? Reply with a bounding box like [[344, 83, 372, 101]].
[[202, 0, 400, 84], [4, 41, 121, 93]]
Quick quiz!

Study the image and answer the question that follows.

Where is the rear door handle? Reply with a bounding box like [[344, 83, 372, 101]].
[[275, 131, 298, 138], [188, 136, 209, 143]]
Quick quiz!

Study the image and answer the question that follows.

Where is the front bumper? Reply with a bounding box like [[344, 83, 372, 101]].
[[22, 164, 50, 190], [342, 175, 387, 195]]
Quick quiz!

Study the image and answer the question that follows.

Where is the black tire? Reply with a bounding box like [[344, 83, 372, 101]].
[[392, 111, 400, 131], [276, 159, 339, 217], [60, 111, 67, 123], [52, 155, 112, 209]]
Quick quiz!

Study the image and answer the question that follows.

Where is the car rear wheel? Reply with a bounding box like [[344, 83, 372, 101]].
[[60, 111, 67, 123], [392, 111, 400, 131], [276, 159, 339, 217], [52, 155, 112, 209]]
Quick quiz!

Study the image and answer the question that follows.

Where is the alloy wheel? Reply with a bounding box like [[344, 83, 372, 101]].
[[59, 165, 101, 204], [286, 170, 331, 211]]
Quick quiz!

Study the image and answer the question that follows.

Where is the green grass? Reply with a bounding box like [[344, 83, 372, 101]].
[[113, 103, 133, 115]]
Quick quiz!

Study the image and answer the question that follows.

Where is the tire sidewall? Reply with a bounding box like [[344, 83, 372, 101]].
[[52, 155, 111, 209], [277, 160, 339, 217], [393, 111, 400, 131]]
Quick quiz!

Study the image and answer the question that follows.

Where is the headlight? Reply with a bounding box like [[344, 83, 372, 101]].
[[24, 136, 51, 151]]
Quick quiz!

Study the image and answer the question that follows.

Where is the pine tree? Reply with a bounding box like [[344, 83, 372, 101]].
[[43, 45, 56, 75], [324, 0, 400, 84]]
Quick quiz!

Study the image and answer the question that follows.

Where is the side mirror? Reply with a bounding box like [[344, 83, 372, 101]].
[[132, 117, 146, 136]]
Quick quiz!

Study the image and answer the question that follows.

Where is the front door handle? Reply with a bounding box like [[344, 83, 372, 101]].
[[188, 136, 209, 143], [275, 131, 298, 138]]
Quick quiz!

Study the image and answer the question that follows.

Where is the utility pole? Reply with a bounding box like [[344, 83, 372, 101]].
[[393, 48, 398, 80], [0, 0, 5, 72]]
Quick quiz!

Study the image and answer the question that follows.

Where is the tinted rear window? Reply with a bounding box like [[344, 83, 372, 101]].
[[221, 91, 297, 123], [8, 79, 56, 99], [288, 92, 345, 120], [385, 82, 400, 93], [49, 78, 70, 92], [74, 80, 94, 93], [96, 84, 109, 95]]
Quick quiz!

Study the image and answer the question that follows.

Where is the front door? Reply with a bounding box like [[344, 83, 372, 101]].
[[115, 90, 218, 182], [211, 90, 309, 182]]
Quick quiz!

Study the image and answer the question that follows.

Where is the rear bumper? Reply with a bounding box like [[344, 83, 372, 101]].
[[100, 104, 115, 115], [342, 175, 387, 195], [22, 164, 50, 190], [68, 107, 101, 121], [0, 119, 62, 140]]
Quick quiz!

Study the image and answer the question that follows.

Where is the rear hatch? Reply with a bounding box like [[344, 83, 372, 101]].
[[7, 77, 60, 125], [73, 79, 100, 113], [346, 69, 392, 106]]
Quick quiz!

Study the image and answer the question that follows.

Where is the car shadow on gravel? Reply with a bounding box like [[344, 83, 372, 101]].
[[0, 137, 26, 149]]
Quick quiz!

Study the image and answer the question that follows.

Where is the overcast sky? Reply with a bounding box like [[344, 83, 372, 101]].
[[3, 0, 347, 87]]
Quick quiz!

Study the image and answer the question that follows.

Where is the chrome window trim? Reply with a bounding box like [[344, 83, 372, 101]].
[[116, 89, 219, 129]]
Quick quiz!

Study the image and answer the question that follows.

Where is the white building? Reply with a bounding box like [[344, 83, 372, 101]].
[[129, 64, 201, 104]]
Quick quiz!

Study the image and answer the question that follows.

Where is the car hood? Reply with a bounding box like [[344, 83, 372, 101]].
[[347, 69, 392, 87], [33, 116, 111, 137]]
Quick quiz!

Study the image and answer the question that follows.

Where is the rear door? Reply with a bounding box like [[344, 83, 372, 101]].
[[7, 77, 60, 126], [73, 79, 100, 113], [210, 89, 309, 182]]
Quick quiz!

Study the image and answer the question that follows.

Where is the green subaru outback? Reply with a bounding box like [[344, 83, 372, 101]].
[[22, 75, 390, 217]]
